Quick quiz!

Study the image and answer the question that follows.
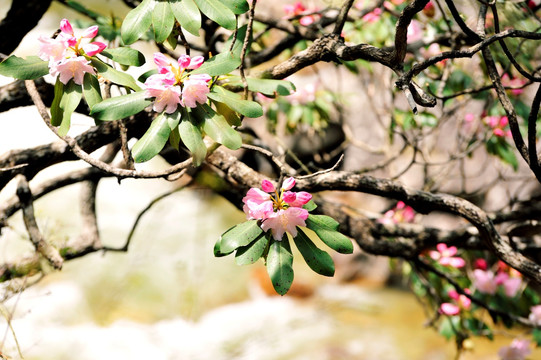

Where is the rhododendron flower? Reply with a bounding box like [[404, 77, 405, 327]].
[[501, 74, 526, 96], [379, 201, 415, 225], [283, 1, 319, 26], [52, 57, 96, 85], [37, 19, 106, 85], [440, 289, 471, 315], [529, 305, 541, 325], [484, 115, 512, 138], [242, 177, 312, 240], [144, 53, 211, 113], [472, 269, 497, 294], [495, 271, 523, 297], [498, 339, 531, 360], [429, 243, 465, 268], [362, 8, 382, 23]]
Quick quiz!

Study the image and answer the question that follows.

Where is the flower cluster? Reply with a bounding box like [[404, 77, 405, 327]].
[[379, 201, 415, 225], [501, 73, 526, 96], [439, 289, 471, 316], [242, 177, 312, 240], [144, 53, 211, 114], [472, 260, 523, 297], [484, 115, 512, 138], [498, 339, 532, 360], [283, 2, 319, 26], [38, 19, 106, 85], [429, 243, 466, 268]]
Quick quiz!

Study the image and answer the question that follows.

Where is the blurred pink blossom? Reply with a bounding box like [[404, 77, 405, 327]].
[[528, 305, 541, 325], [498, 339, 531, 360], [472, 269, 497, 294], [440, 289, 471, 315], [484, 115, 512, 138], [362, 8, 382, 23], [407, 20, 423, 43], [379, 201, 416, 224], [501, 74, 526, 96], [429, 243, 466, 268], [283, 2, 319, 26]]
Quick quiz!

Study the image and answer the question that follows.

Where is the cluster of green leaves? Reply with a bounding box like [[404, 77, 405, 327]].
[[121, 0, 249, 44], [214, 202, 353, 295]]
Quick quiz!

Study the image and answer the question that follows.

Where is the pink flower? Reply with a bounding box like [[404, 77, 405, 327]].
[[440, 303, 460, 316], [181, 77, 211, 108], [179, 55, 204, 70], [472, 269, 497, 294], [440, 289, 471, 315], [498, 339, 531, 360], [362, 8, 382, 23], [83, 42, 107, 57], [474, 258, 488, 270], [407, 20, 423, 43], [484, 115, 512, 138], [283, 1, 318, 26], [38, 36, 67, 62], [286, 83, 317, 105], [81, 25, 99, 39], [429, 243, 465, 268], [501, 74, 526, 96], [261, 207, 309, 240], [495, 272, 522, 297], [379, 201, 416, 224], [529, 305, 541, 325], [242, 177, 314, 240], [144, 74, 182, 114], [52, 57, 96, 85]]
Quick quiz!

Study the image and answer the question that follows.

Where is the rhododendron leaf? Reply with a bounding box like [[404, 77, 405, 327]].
[[194, 104, 242, 150], [170, 0, 201, 37], [50, 80, 65, 127], [91, 58, 141, 91], [166, 110, 181, 130], [82, 73, 102, 111], [302, 199, 317, 212], [152, 1, 175, 43], [121, 0, 154, 45], [219, 220, 263, 253], [305, 215, 354, 254], [90, 91, 151, 121], [214, 237, 234, 257], [169, 126, 181, 151], [193, 0, 236, 30], [207, 86, 263, 118], [57, 80, 83, 137], [266, 236, 294, 296], [132, 113, 172, 162], [225, 76, 295, 96], [235, 233, 269, 265], [221, 0, 249, 15], [179, 109, 207, 166], [137, 69, 158, 83], [190, 52, 241, 76], [293, 228, 335, 277], [0, 55, 49, 80], [214, 101, 241, 126], [100, 48, 146, 67]]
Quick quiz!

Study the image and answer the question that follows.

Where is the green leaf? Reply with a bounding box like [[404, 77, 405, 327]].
[[193, 0, 236, 30], [533, 329, 541, 347], [219, 220, 263, 253], [90, 91, 151, 121], [246, 78, 295, 96], [266, 236, 294, 296], [293, 228, 335, 277], [100, 48, 146, 67], [152, 0, 175, 43], [82, 73, 102, 110], [138, 69, 158, 83], [194, 104, 242, 150], [221, 0, 249, 14], [179, 108, 207, 166], [305, 215, 354, 254], [50, 80, 65, 126], [121, 0, 154, 45], [0, 55, 49, 80], [166, 110, 181, 130], [214, 237, 234, 257], [191, 52, 241, 76], [169, 125, 181, 150], [170, 0, 201, 37], [57, 80, 83, 137], [91, 58, 141, 91], [235, 233, 269, 265], [207, 86, 263, 118], [302, 199, 317, 212], [132, 113, 172, 162]]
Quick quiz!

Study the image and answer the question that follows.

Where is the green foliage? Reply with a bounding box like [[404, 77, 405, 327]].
[[293, 229, 335, 277], [90, 91, 152, 121], [266, 236, 294, 296], [0, 55, 49, 80], [305, 215, 353, 254], [132, 113, 172, 162], [207, 86, 263, 118], [179, 108, 207, 166], [170, 0, 201, 37], [100, 48, 146, 67], [120, 0, 154, 45], [194, 104, 242, 150]]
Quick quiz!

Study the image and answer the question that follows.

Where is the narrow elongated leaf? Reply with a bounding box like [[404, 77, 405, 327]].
[[152, 0, 175, 43], [58, 81, 83, 137], [121, 0, 154, 45], [100, 48, 146, 67], [193, 0, 236, 30], [91, 58, 141, 91], [138, 69, 158, 83], [190, 52, 241, 76], [179, 109, 207, 166], [208, 86, 263, 118], [305, 215, 354, 254], [82, 73, 102, 110], [194, 104, 242, 149], [293, 228, 335, 276], [132, 113, 172, 162], [166, 110, 181, 130], [266, 236, 294, 296], [50, 80, 64, 126], [245, 78, 295, 96], [90, 91, 151, 121], [235, 233, 268, 265], [221, 0, 249, 14], [169, 126, 181, 150], [170, 0, 201, 37], [219, 220, 263, 253], [0, 55, 49, 80]]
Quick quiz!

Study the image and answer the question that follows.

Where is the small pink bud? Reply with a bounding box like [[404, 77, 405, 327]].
[[83, 41, 107, 56], [261, 180, 275, 193], [82, 25, 99, 39], [474, 258, 488, 270], [282, 191, 297, 203], [187, 56, 204, 69], [440, 303, 460, 316], [178, 55, 191, 70], [282, 177, 295, 190], [60, 19, 74, 35]]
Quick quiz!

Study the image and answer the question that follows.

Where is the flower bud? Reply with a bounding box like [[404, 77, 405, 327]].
[[261, 180, 275, 193]]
